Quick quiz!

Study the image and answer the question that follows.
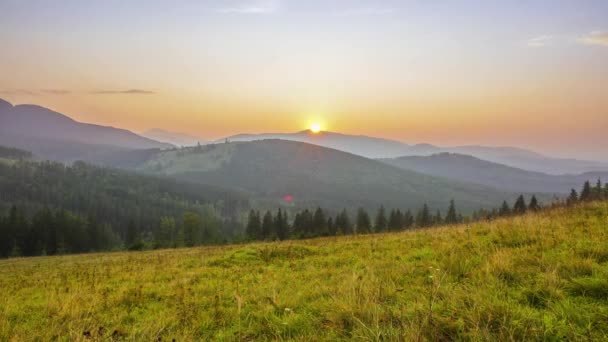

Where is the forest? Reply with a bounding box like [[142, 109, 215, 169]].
[[1, 155, 605, 258]]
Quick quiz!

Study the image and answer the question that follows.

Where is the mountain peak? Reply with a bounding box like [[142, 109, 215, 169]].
[[0, 98, 12, 112]]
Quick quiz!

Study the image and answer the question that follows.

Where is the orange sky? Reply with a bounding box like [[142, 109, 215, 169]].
[[1, 1, 607, 160]]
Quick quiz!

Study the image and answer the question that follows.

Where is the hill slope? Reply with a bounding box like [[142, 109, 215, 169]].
[[220, 130, 608, 174], [0, 98, 172, 161], [2, 201, 607, 340], [381, 153, 608, 193], [132, 140, 518, 212]]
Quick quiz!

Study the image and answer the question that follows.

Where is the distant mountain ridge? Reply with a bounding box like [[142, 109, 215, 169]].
[[381, 153, 608, 194], [219, 130, 608, 175], [128, 139, 521, 213], [0, 98, 172, 161], [142, 128, 207, 147]]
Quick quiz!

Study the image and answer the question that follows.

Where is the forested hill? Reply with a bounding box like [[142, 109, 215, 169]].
[[0, 160, 250, 245]]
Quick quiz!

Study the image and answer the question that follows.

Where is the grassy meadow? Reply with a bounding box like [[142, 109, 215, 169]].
[[1, 202, 608, 341]]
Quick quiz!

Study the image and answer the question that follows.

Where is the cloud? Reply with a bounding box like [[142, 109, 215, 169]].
[[527, 35, 553, 47], [335, 7, 395, 17], [216, 0, 280, 14], [91, 89, 156, 95], [40, 89, 71, 95], [578, 31, 608, 46], [0, 89, 39, 96]]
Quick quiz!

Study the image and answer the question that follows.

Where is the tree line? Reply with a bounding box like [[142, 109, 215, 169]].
[[1, 176, 606, 257]]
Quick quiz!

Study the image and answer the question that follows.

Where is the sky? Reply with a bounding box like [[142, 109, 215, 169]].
[[0, 0, 607, 160]]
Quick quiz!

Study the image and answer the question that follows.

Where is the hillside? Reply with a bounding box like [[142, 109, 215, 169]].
[[142, 128, 207, 147], [219, 130, 608, 174], [381, 153, 608, 194], [0, 98, 172, 161], [131, 140, 518, 212], [1, 201, 607, 340]]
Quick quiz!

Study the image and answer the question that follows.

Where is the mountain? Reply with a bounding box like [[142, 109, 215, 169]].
[[380, 153, 608, 194], [142, 128, 207, 147], [220, 130, 608, 174], [126, 139, 521, 213], [0, 98, 172, 161], [220, 130, 413, 159]]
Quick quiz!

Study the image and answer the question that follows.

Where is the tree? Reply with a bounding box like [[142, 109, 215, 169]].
[[594, 179, 603, 200], [581, 181, 592, 201], [444, 200, 458, 225], [183, 212, 201, 247], [604, 183, 608, 200], [374, 206, 387, 232], [312, 207, 327, 236], [327, 217, 336, 236], [528, 195, 540, 212], [356, 208, 371, 234], [245, 210, 261, 240], [416, 204, 432, 227], [275, 209, 289, 240], [498, 201, 511, 216], [403, 210, 414, 229], [335, 209, 352, 235], [388, 209, 403, 231], [261, 211, 274, 240], [513, 195, 527, 215], [155, 216, 176, 248], [567, 189, 579, 206]]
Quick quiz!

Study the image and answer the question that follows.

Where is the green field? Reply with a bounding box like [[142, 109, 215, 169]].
[[1, 202, 608, 341]]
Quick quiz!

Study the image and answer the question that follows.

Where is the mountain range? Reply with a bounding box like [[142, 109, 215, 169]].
[[220, 130, 608, 175], [0, 98, 171, 161], [142, 128, 207, 147], [380, 153, 608, 194]]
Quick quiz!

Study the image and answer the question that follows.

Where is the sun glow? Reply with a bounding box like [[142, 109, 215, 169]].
[[310, 123, 322, 133]]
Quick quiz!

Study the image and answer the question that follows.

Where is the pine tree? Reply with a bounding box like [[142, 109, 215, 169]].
[[416, 204, 431, 227], [261, 211, 274, 240], [275, 209, 289, 240], [156, 216, 176, 248], [245, 210, 261, 240], [513, 195, 527, 215], [444, 199, 458, 224], [356, 208, 371, 234], [581, 181, 592, 201], [374, 206, 387, 232], [388, 209, 403, 231], [403, 210, 414, 229], [433, 210, 443, 226], [312, 207, 327, 236], [567, 189, 579, 206], [604, 183, 608, 200], [594, 179, 603, 200], [528, 195, 540, 212], [498, 201, 511, 216], [336, 209, 352, 235]]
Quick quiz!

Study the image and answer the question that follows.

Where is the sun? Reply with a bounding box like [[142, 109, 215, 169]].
[[310, 123, 322, 133]]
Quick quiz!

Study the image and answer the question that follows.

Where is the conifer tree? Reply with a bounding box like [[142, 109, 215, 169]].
[[581, 181, 592, 201], [356, 208, 371, 234], [594, 179, 603, 200], [416, 204, 431, 227], [336, 209, 352, 235], [567, 189, 579, 206], [261, 211, 274, 240], [313, 207, 327, 236], [275, 209, 289, 240], [528, 195, 540, 212], [444, 199, 458, 224], [125, 220, 139, 248], [403, 210, 414, 229], [513, 195, 527, 215], [604, 183, 608, 200], [498, 201, 511, 216], [183, 212, 201, 247], [327, 217, 336, 236], [374, 206, 388, 232], [245, 210, 261, 240]]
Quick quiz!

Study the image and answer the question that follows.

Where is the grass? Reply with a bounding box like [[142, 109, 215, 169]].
[[1, 202, 608, 341]]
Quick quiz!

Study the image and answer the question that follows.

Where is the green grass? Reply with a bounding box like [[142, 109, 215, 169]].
[[1, 202, 608, 340]]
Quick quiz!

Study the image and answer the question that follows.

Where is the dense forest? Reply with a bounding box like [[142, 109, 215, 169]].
[[1, 176, 605, 257]]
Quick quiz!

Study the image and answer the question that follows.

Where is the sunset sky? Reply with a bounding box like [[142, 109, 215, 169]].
[[1, 0, 607, 160]]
